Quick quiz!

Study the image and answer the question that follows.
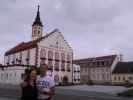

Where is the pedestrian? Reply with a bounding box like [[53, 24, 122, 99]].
[[20, 69, 38, 100], [37, 64, 55, 100]]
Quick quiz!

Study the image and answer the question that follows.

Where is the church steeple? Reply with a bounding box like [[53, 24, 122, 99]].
[[32, 5, 43, 27], [32, 5, 43, 40]]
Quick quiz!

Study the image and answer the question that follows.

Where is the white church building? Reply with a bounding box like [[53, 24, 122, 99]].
[[1, 5, 73, 85]]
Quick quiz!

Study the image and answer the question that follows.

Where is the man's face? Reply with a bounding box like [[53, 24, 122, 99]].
[[40, 65, 48, 75]]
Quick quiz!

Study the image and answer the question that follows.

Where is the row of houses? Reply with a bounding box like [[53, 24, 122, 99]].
[[74, 55, 133, 85], [1, 53, 133, 86]]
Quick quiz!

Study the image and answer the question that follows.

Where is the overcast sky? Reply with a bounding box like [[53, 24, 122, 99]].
[[1, 0, 133, 63]]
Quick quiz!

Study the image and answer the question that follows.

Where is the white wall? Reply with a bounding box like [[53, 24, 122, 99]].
[[37, 31, 73, 84], [29, 48, 36, 66], [39, 31, 73, 53], [0, 66, 25, 85], [5, 48, 36, 66]]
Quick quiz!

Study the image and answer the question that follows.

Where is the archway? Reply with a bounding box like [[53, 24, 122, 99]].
[[63, 76, 68, 85]]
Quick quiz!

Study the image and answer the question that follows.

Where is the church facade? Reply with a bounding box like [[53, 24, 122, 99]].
[[3, 6, 73, 84]]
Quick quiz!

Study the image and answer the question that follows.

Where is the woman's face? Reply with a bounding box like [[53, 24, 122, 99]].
[[30, 70, 37, 80]]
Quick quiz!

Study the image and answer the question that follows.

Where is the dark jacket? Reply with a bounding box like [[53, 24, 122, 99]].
[[21, 81, 38, 100]]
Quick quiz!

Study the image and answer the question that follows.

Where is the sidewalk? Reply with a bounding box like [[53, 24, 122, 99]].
[[0, 97, 15, 100]]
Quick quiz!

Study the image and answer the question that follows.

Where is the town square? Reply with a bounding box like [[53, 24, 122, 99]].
[[0, 0, 133, 100]]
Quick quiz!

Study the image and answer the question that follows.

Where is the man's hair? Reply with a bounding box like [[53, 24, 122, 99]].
[[41, 63, 48, 68]]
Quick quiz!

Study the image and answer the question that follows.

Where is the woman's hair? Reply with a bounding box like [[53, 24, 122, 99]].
[[24, 68, 36, 82]]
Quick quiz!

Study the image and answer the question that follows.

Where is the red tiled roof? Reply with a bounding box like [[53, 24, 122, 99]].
[[5, 29, 56, 56], [5, 41, 37, 55]]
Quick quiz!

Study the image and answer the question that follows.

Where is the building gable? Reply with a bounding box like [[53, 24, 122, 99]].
[[38, 29, 73, 52]]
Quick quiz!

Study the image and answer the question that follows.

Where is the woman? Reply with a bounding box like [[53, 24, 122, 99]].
[[20, 69, 38, 100]]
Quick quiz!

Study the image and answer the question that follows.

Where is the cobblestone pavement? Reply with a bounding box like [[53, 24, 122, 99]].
[[0, 84, 132, 100]]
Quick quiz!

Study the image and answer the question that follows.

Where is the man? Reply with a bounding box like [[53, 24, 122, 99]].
[[37, 64, 55, 100]]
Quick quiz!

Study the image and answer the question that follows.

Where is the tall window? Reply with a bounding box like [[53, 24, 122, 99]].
[[38, 30, 40, 35], [6, 73, 8, 80], [61, 62, 65, 71], [55, 52, 59, 71], [67, 63, 71, 72], [61, 53, 65, 71], [118, 76, 121, 81], [21, 73, 24, 80], [67, 54, 70, 61], [55, 61, 59, 71], [7, 56, 10, 65], [40, 49, 46, 66], [11, 55, 15, 65], [55, 52, 59, 60], [48, 50, 53, 60], [26, 50, 30, 65], [102, 74, 105, 80], [61, 53, 65, 61], [48, 60, 53, 70], [114, 76, 116, 80], [40, 49, 46, 58], [19, 52, 22, 64], [123, 76, 125, 80], [102, 61, 104, 66], [97, 62, 100, 66]]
